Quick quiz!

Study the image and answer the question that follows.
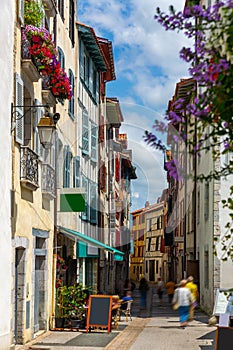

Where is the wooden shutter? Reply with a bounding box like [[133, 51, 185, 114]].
[[79, 41, 84, 80], [82, 110, 89, 155], [15, 73, 24, 145], [63, 145, 71, 188], [18, 0, 24, 24], [81, 175, 88, 221], [91, 122, 97, 162], [73, 156, 80, 187], [33, 100, 44, 160], [68, 69, 74, 118], [90, 182, 97, 224]]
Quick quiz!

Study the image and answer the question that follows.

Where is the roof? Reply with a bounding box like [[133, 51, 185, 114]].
[[97, 37, 116, 82], [77, 22, 107, 72], [106, 97, 124, 126], [168, 78, 196, 112]]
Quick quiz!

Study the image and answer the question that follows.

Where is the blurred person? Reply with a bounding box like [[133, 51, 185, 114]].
[[172, 279, 193, 328], [186, 276, 199, 320], [139, 277, 149, 308], [157, 277, 164, 304], [166, 279, 176, 304]]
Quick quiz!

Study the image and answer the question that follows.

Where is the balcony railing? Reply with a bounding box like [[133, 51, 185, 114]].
[[20, 147, 39, 190], [41, 163, 55, 199]]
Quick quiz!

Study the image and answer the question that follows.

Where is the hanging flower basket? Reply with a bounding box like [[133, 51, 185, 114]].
[[21, 25, 72, 101]]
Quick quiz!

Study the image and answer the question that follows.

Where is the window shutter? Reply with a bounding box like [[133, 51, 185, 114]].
[[73, 156, 80, 187], [68, 69, 74, 118], [63, 145, 71, 188], [82, 110, 89, 155], [89, 60, 93, 93], [90, 182, 97, 224], [58, 47, 65, 69], [18, 0, 24, 24], [91, 123, 97, 162], [15, 73, 24, 145], [33, 100, 44, 160], [79, 41, 84, 80], [33, 99, 40, 155], [96, 72, 99, 102], [81, 175, 88, 221]]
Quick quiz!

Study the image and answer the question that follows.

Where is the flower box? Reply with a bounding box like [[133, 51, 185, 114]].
[[21, 25, 72, 101]]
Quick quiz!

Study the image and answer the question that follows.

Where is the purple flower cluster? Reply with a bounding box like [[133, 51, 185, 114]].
[[145, 1, 233, 181]]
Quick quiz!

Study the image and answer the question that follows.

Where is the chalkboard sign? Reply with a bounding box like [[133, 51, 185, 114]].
[[213, 289, 233, 316], [86, 295, 113, 333], [215, 327, 233, 350]]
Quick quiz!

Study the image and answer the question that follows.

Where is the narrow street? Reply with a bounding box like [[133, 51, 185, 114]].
[[17, 285, 216, 350]]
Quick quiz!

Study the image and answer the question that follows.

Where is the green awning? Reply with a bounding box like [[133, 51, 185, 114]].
[[59, 188, 86, 212], [59, 226, 124, 261]]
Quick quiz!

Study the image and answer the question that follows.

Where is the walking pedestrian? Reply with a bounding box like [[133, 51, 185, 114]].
[[172, 279, 193, 328], [186, 276, 199, 320], [139, 277, 149, 308], [156, 277, 164, 305], [166, 279, 176, 304]]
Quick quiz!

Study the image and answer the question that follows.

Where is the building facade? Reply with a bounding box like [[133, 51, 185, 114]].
[[1, 1, 14, 349]]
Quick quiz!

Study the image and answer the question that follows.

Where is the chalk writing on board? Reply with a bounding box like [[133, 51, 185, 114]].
[[213, 289, 233, 316]]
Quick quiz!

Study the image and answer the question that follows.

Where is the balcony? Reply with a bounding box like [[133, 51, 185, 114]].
[[41, 163, 55, 199], [20, 147, 39, 190], [21, 59, 41, 82], [41, 75, 56, 106], [21, 41, 41, 82]]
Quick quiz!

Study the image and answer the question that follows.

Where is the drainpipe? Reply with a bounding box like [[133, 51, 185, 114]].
[[183, 111, 188, 279]]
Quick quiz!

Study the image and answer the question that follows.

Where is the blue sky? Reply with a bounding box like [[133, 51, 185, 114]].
[[78, 0, 190, 212]]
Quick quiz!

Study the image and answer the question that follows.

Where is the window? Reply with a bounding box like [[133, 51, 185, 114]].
[[79, 40, 99, 101], [58, 47, 65, 69], [90, 123, 97, 162], [58, 0, 64, 21], [90, 182, 97, 224], [73, 156, 80, 187], [147, 218, 152, 232], [147, 237, 151, 252], [63, 145, 72, 188], [81, 175, 88, 221], [204, 182, 209, 220], [69, 0, 75, 46], [82, 110, 89, 155], [79, 41, 84, 80], [68, 69, 74, 118], [155, 236, 160, 251], [157, 216, 163, 229]]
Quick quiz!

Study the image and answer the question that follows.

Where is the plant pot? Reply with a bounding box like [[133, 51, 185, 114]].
[[70, 319, 81, 329], [55, 317, 65, 328]]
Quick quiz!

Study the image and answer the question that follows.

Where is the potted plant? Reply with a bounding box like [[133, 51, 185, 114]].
[[55, 285, 67, 328], [24, 0, 44, 27], [62, 284, 90, 329], [21, 25, 72, 102]]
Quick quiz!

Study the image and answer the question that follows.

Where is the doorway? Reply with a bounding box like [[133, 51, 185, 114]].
[[14, 248, 26, 344]]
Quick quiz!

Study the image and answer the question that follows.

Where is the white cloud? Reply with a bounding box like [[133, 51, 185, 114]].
[[78, 0, 188, 209]]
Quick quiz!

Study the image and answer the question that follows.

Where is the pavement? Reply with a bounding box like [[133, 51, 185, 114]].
[[16, 285, 217, 350]]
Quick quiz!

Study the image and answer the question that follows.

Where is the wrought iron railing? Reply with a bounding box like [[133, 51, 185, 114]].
[[41, 163, 55, 198], [20, 147, 39, 189]]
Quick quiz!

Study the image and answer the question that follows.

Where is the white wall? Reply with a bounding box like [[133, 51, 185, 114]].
[[0, 1, 14, 349]]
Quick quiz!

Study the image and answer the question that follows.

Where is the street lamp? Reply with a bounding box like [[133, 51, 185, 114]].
[[11, 102, 60, 148], [37, 112, 60, 148]]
